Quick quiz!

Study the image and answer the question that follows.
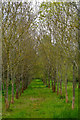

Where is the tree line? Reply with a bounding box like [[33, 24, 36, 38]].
[[2, 1, 80, 110]]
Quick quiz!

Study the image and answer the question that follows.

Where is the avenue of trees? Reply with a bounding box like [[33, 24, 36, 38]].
[[2, 1, 80, 110]]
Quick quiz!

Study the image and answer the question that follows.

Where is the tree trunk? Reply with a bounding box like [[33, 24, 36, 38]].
[[5, 84, 9, 110], [3, 82, 5, 92], [48, 79, 50, 88], [11, 82, 14, 104], [45, 78, 47, 86], [78, 60, 80, 88], [19, 90, 21, 96], [2, 66, 5, 92], [78, 3, 80, 88], [78, 1, 80, 89], [60, 80, 62, 96], [53, 70, 56, 92], [53, 81, 56, 92], [65, 75, 68, 103], [48, 74, 50, 88], [22, 77, 24, 93], [16, 84, 19, 99], [52, 81, 54, 91], [57, 67, 59, 95], [57, 83, 59, 95], [72, 62, 75, 109], [11, 72, 14, 104], [60, 67, 62, 96], [48, 67, 51, 88], [5, 64, 9, 110], [65, 65, 68, 103], [78, 1, 80, 116]]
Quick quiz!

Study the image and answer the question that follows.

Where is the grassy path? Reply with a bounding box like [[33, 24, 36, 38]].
[[0, 91, 2, 120], [2, 79, 78, 118]]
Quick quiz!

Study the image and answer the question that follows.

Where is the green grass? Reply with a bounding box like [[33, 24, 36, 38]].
[[0, 90, 2, 120], [2, 79, 78, 118]]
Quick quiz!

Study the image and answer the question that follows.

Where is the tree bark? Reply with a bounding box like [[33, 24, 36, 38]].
[[11, 71, 14, 104], [65, 73, 68, 103], [60, 66, 62, 96], [78, 1, 80, 116], [11, 81, 14, 103], [16, 84, 19, 99], [48, 78, 50, 88], [65, 64, 68, 103], [22, 78, 24, 93], [19, 90, 21, 96], [53, 70, 56, 92], [72, 62, 75, 109], [52, 81, 53, 90], [11, 82, 14, 103], [2, 66, 5, 92], [5, 64, 9, 110], [48, 72, 50, 88], [78, 1, 80, 89], [57, 67, 59, 95]]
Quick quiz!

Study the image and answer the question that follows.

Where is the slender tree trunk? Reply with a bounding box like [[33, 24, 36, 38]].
[[78, 1, 80, 89], [72, 62, 75, 109], [19, 78, 21, 96], [2, 66, 5, 92], [22, 74, 24, 93], [48, 66, 51, 88], [78, 1, 80, 116], [11, 78, 14, 104], [19, 88, 22, 96], [44, 77, 47, 86], [48, 77, 50, 88], [65, 64, 68, 103], [11, 71, 14, 104], [57, 67, 59, 95], [78, 25, 80, 88], [5, 79, 9, 110], [11, 81, 14, 103], [57, 81, 59, 95], [60, 80, 62, 95], [5, 64, 9, 110], [78, 4, 80, 116], [53, 70, 56, 92], [78, 57, 80, 89], [53, 81, 56, 92], [22, 67, 24, 93], [65, 73, 68, 103], [48, 72, 50, 88], [52, 80, 54, 91], [16, 83, 19, 99], [26, 85, 28, 89], [2, 81, 5, 92], [60, 66, 62, 96]]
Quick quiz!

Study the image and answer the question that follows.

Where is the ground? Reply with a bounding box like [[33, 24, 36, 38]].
[[0, 91, 2, 120], [2, 79, 78, 118]]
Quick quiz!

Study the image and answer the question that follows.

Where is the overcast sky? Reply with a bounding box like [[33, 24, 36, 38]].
[[2, 0, 79, 2]]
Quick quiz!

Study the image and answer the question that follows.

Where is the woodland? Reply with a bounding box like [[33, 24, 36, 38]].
[[1, 0, 80, 118]]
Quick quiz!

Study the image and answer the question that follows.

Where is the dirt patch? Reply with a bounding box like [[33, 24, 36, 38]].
[[30, 97, 42, 101]]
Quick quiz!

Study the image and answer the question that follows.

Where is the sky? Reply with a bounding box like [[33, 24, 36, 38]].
[[2, 0, 79, 2]]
